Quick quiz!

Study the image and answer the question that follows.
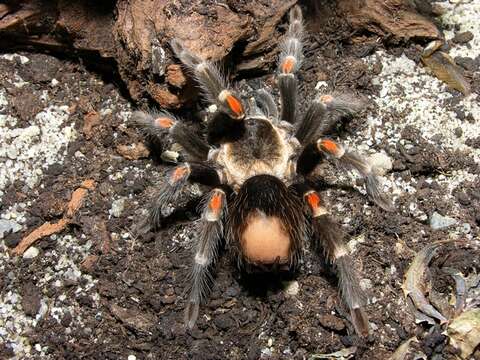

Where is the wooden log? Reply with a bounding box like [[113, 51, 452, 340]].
[[0, 0, 440, 108]]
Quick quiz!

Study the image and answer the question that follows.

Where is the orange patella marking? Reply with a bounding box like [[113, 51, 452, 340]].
[[320, 94, 333, 103], [226, 94, 244, 117], [305, 192, 321, 211], [281, 56, 296, 74], [320, 139, 338, 153], [171, 166, 189, 182], [209, 192, 223, 212], [155, 117, 174, 129]]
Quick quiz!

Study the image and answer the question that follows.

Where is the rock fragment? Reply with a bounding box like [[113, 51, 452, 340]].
[[318, 313, 345, 331], [110, 303, 156, 333], [0, 219, 22, 239], [284, 280, 300, 296], [83, 111, 101, 139], [369, 152, 393, 176], [22, 246, 39, 259], [116, 143, 149, 160], [21, 284, 41, 317], [452, 31, 474, 44], [110, 198, 126, 218], [429, 212, 457, 230]]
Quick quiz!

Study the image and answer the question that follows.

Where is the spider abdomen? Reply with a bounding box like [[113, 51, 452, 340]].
[[227, 175, 307, 270], [241, 210, 291, 264]]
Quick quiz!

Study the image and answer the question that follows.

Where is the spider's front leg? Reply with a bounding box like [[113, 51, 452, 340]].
[[278, 5, 303, 123], [148, 162, 222, 229], [297, 137, 394, 212], [170, 39, 248, 146], [300, 188, 369, 337], [184, 188, 227, 329], [170, 40, 245, 121]]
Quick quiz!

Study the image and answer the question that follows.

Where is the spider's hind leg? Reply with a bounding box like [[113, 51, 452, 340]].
[[184, 188, 227, 329], [298, 187, 369, 337], [277, 5, 303, 123]]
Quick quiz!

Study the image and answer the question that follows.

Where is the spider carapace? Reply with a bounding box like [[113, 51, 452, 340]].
[[132, 5, 393, 337]]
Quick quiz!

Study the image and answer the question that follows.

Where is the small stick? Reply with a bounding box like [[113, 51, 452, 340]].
[[11, 179, 95, 256]]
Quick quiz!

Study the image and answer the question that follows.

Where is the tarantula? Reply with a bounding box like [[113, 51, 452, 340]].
[[132, 6, 393, 337]]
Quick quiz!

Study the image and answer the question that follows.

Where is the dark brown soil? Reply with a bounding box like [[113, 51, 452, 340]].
[[1, 4, 479, 360]]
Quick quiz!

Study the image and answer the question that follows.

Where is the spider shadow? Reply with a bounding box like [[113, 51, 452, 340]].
[[233, 256, 342, 306], [236, 267, 298, 299]]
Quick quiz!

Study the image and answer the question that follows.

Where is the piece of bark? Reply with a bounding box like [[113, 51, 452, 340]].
[[337, 0, 440, 41], [0, 1, 55, 35], [114, 0, 297, 107], [110, 304, 157, 333], [12, 219, 69, 256], [1, 0, 441, 108], [66, 179, 95, 217], [56, 0, 116, 58], [80, 255, 99, 273], [12, 180, 95, 256], [237, 0, 297, 73], [166, 64, 187, 88], [83, 111, 101, 140], [114, 0, 249, 107], [0, 1, 116, 57], [116, 143, 150, 160]]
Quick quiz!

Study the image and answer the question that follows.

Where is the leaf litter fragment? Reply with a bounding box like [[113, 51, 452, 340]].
[[402, 239, 480, 359], [12, 179, 95, 256], [447, 309, 480, 359], [443, 267, 467, 316], [389, 337, 418, 360], [309, 346, 357, 359], [421, 40, 471, 95], [402, 241, 452, 324]]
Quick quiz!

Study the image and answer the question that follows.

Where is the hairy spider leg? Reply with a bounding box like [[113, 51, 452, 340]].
[[318, 139, 394, 211], [299, 186, 369, 337], [185, 188, 227, 329], [148, 163, 222, 229], [296, 138, 394, 211], [170, 39, 245, 120], [295, 93, 366, 146], [131, 110, 210, 161], [278, 5, 303, 124], [294, 97, 328, 145]]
